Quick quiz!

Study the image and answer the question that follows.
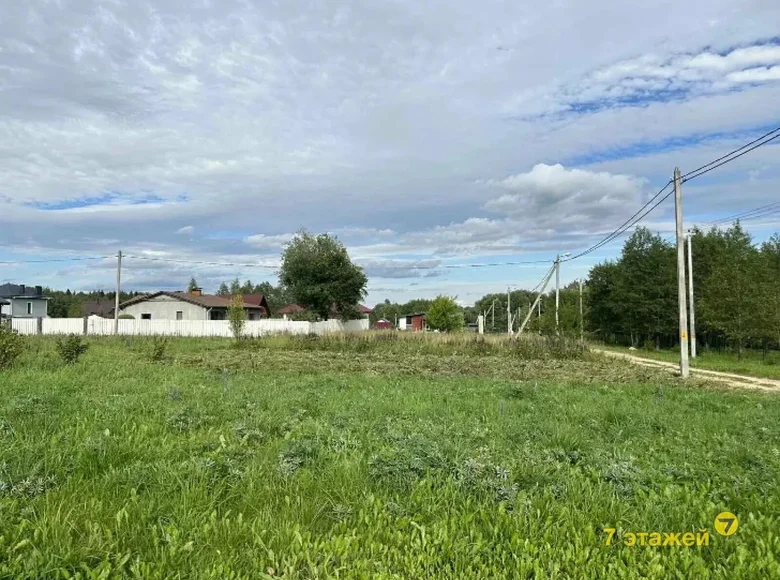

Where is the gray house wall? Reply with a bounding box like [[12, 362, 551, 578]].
[[121, 296, 209, 320], [9, 298, 48, 318]]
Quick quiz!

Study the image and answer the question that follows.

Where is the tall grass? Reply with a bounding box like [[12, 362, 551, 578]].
[[249, 331, 590, 360]]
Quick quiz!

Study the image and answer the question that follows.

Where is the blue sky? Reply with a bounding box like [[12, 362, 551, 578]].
[[1, 0, 779, 305]]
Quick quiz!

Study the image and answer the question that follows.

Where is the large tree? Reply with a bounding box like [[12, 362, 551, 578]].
[[279, 231, 368, 320], [426, 296, 464, 332], [187, 277, 199, 292]]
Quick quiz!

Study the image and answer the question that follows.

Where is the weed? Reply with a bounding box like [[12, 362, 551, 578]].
[[0, 325, 24, 370], [55, 334, 89, 364], [149, 337, 168, 362]]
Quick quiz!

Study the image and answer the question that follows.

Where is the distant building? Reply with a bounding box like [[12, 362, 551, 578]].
[[118, 288, 268, 321], [0, 284, 50, 318], [82, 300, 116, 318], [398, 312, 426, 331], [374, 318, 393, 330]]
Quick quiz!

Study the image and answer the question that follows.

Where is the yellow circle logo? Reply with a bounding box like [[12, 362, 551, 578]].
[[714, 512, 739, 536]]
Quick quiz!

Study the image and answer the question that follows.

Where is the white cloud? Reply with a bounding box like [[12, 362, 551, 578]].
[[0, 0, 779, 300]]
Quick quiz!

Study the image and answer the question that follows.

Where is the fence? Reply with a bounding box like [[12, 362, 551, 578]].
[[9, 317, 369, 337]]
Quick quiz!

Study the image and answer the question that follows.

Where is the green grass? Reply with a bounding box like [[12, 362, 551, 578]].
[[599, 344, 780, 380], [1, 335, 779, 578]]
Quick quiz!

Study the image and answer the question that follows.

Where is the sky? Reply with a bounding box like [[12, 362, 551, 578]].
[[1, 0, 779, 306]]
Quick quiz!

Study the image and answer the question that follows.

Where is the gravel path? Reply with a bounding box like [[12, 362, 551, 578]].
[[596, 349, 780, 392]]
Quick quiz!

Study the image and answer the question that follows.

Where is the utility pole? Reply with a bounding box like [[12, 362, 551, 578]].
[[687, 230, 697, 358], [579, 278, 584, 344], [507, 288, 512, 335], [555, 255, 561, 335], [674, 168, 690, 378], [113, 250, 122, 335], [519, 266, 555, 334]]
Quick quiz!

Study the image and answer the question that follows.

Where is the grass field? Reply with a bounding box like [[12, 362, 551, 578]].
[[1, 333, 779, 578], [599, 344, 780, 380]]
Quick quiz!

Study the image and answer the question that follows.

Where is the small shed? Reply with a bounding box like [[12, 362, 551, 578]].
[[398, 312, 426, 332], [374, 318, 393, 330]]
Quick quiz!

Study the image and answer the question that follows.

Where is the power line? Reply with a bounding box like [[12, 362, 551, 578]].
[[681, 127, 780, 180], [0, 256, 109, 265], [682, 132, 780, 183], [562, 181, 673, 262]]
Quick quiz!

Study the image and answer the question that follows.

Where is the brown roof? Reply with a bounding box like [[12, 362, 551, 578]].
[[119, 291, 263, 311], [82, 300, 115, 317]]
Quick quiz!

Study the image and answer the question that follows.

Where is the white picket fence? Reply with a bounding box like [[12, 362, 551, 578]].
[[9, 317, 369, 337]]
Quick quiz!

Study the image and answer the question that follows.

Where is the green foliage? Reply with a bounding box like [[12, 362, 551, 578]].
[[54, 334, 88, 364], [0, 337, 779, 577], [586, 224, 780, 353], [217, 282, 230, 296], [228, 294, 246, 340], [149, 337, 168, 362], [187, 277, 199, 292], [425, 295, 464, 332], [0, 325, 24, 370], [279, 230, 368, 320]]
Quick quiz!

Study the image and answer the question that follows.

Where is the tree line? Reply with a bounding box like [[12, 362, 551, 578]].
[[587, 224, 780, 355]]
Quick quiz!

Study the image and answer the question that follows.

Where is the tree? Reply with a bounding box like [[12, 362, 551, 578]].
[[697, 223, 761, 359], [759, 234, 780, 347], [228, 294, 246, 340], [187, 277, 199, 292], [279, 231, 368, 320], [426, 296, 464, 332], [217, 282, 230, 296], [229, 278, 242, 296]]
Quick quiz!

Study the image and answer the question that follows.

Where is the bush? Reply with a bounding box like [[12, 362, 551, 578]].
[[118, 314, 135, 320], [55, 334, 89, 364], [426, 296, 464, 332], [228, 294, 246, 340], [0, 324, 24, 370], [149, 337, 168, 362]]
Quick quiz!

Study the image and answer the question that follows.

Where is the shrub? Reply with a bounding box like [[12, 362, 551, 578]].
[[228, 294, 246, 340], [118, 314, 135, 320], [149, 336, 168, 362], [0, 325, 24, 370], [426, 295, 464, 332], [55, 334, 89, 364]]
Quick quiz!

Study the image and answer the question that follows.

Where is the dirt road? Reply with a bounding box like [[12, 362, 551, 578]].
[[597, 349, 780, 392]]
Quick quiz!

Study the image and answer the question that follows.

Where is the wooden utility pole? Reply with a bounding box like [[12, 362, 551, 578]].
[[687, 231, 697, 358], [555, 255, 561, 335], [579, 278, 584, 344], [507, 288, 512, 335], [113, 250, 122, 335], [674, 169, 690, 378]]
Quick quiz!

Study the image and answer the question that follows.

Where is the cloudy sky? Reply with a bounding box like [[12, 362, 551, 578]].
[[1, 0, 779, 305]]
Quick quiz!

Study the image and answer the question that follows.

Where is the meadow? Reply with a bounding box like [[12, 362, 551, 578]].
[[1, 333, 779, 578]]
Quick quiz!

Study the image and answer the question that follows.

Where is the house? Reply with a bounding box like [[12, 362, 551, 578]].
[[374, 318, 393, 330], [0, 284, 50, 318], [398, 312, 426, 331], [118, 288, 268, 321], [242, 294, 272, 317], [277, 303, 373, 320], [82, 300, 116, 318]]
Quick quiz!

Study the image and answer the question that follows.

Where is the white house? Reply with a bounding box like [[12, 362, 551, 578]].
[[118, 289, 269, 321], [0, 284, 49, 318]]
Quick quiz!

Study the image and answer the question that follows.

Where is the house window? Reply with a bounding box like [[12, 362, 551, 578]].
[[27, 302, 32, 315], [141, 313, 152, 320], [176, 311, 183, 320]]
